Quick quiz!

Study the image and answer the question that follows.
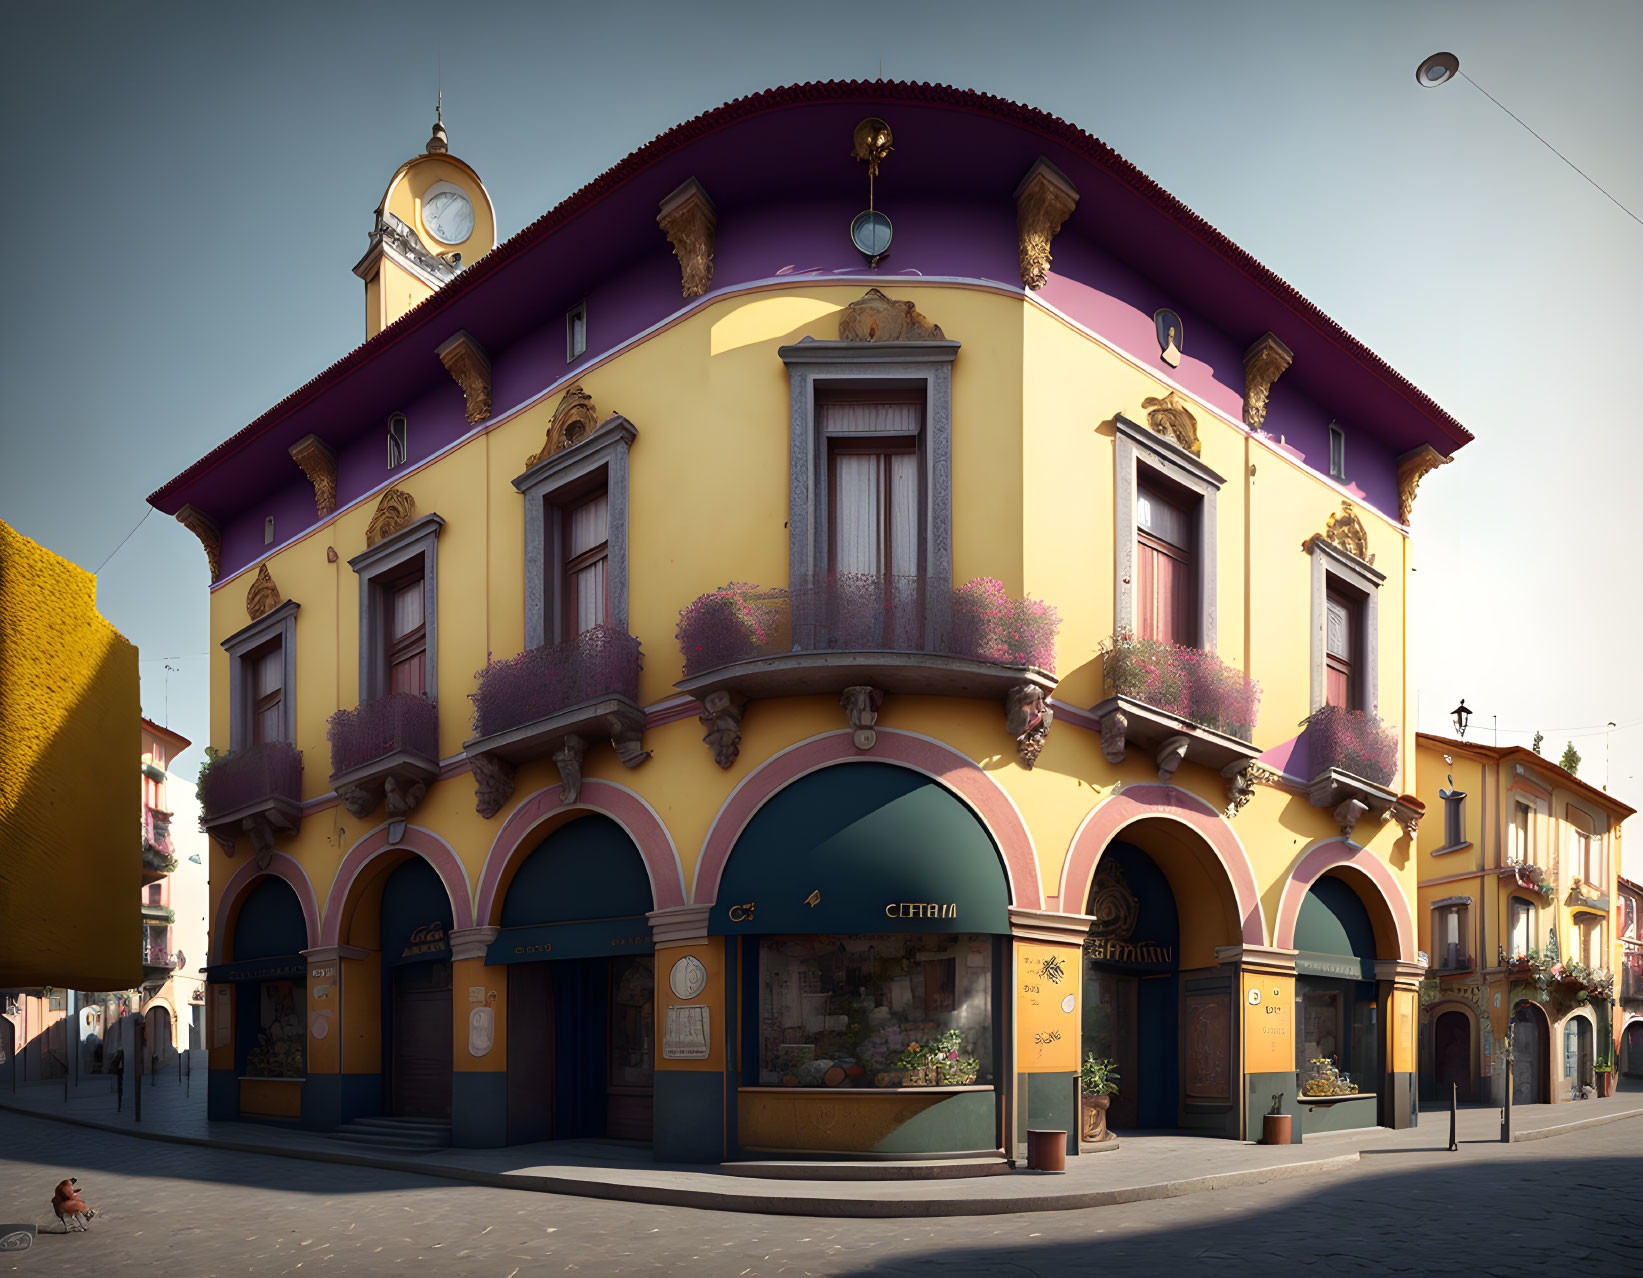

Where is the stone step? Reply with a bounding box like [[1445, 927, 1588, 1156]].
[[721, 1155, 1009, 1181], [347, 1115, 452, 1132], [327, 1131, 450, 1152]]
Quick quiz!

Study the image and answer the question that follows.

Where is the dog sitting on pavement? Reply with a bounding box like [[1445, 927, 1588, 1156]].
[[51, 1179, 95, 1232]]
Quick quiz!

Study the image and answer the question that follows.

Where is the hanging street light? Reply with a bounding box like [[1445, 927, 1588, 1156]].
[[1451, 699, 1472, 738]]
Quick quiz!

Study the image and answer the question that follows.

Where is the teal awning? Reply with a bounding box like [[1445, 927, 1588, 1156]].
[[487, 915, 654, 964], [712, 762, 1011, 935]]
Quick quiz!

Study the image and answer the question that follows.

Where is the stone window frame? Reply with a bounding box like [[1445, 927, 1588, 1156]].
[[222, 599, 299, 753], [349, 514, 444, 705], [1430, 895, 1472, 972], [777, 340, 960, 602], [1308, 537, 1383, 716], [1506, 894, 1538, 958], [515, 417, 637, 650], [1113, 414, 1224, 650]]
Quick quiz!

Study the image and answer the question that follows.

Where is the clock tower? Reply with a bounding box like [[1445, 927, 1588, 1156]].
[[353, 102, 497, 339]]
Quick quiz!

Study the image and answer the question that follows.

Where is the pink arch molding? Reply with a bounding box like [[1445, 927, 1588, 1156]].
[[474, 779, 687, 926], [319, 825, 476, 947], [1060, 784, 1266, 945], [1272, 839, 1415, 961], [692, 730, 1043, 910], [209, 851, 321, 964]]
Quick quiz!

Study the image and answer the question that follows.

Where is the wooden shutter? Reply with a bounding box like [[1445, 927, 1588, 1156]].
[[1325, 592, 1354, 708], [564, 491, 610, 637], [1136, 483, 1194, 646], [388, 577, 427, 696]]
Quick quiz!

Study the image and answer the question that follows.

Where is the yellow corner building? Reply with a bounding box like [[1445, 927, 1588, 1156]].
[[147, 84, 1472, 1161]]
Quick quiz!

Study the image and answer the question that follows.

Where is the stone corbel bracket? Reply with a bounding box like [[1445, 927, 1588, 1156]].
[[176, 504, 221, 582], [1396, 444, 1450, 526], [553, 734, 588, 804], [1154, 734, 1191, 784], [1006, 683, 1054, 768], [657, 178, 717, 300], [1222, 760, 1279, 819], [1307, 772, 1394, 842], [470, 752, 517, 820], [288, 434, 338, 518], [1014, 157, 1079, 290], [1392, 796, 1425, 840], [1242, 332, 1294, 428], [436, 331, 493, 424], [841, 686, 884, 750], [608, 706, 651, 769], [1097, 705, 1129, 766], [699, 690, 748, 770]]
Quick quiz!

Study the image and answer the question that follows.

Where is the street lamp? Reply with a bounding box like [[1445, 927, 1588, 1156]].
[[1451, 699, 1472, 739], [1416, 52, 1460, 88]]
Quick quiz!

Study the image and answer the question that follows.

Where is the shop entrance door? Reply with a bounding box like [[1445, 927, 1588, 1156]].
[[1564, 1018, 1593, 1098], [391, 961, 452, 1118], [1433, 1010, 1471, 1101], [1510, 1005, 1546, 1104]]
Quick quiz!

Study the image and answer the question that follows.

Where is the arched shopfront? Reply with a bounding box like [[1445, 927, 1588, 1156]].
[[1429, 1006, 1475, 1103], [1291, 875, 1382, 1132], [1622, 1018, 1643, 1077], [207, 875, 310, 1121], [714, 762, 1011, 1158], [1562, 1012, 1595, 1099], [1511, 1001, 1551, 1103], [487, 814, 656, 1144]]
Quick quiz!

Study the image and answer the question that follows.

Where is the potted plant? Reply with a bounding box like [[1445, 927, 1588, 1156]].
[[1080, 1054, 1120, 1143], [1596, 1049, 1617, 1098]]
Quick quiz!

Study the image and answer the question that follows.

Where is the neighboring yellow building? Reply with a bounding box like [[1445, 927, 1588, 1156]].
[[149, 84, 1472, 1161], [1415, 732, 1632, 1105], [0, 519, 140, 992]]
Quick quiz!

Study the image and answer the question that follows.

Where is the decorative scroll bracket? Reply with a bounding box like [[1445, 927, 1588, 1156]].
[[436, 331, 493, 424], [608, 706, 651, 768], [288, 434, 338, 518], [1098, 706, 1129, 766], [1243, 332, 1294, 428], [1014, 157, 1079, 291], [1222, 759, 1278, 819], [1392, 797, 1424, 840], [553, 734, 589, 805], [841, 685, 884, 751], [470, 752, 517, 820], [1154, 734, 1191, 784], [657, 178, 717, 300], [1396, 444, 1450, 526], [383, 774, 428, 845], [698, 690, 748, 770], [1006, 683, 1054, 769], [1331, 797, 1370, 842], [176, 504, 221, 582]]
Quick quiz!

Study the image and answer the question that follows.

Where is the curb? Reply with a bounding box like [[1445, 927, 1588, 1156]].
[[0, 1100, 1362, 1218], [1509, 1106, 1643, 1143]]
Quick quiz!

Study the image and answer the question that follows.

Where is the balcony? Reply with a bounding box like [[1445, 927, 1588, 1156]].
[[328, 693, 439, 835], [201, 741, 303, 869], [674, 574, 1059, 768], [1498, 861, 1555, 904], [1622, 954, 1643, 1005], [141, 932, 173, 982], [1090, 632, 1265, 812], [1299, 705, 1403, 840], [464, 626, 649, 816], [1566, 879, 1611, 916]]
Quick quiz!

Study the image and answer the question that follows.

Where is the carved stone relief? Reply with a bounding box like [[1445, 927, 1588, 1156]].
[[1006, 683, 1053, 769], [837, 289, 945, 342], [176, 504, 221, 581], [436, 331, 493, 424], [553, 734, 588, 804], [1324, 500, 1375, 566], [1154, 734, 1191, 784], [245, 564, 282, 621], [841, 685, 883, 751], [470, 752, 517, 819], [1222, 760, 1277, 819], [527, 384, 600, 467], [1332, 797, 1370, 841], [608, 707, 651, 769], [1098, 707, 1129, 766], [698, 690, 748, 770], [364, 487, 417, 548], [336, 782, 376, 820], [657, 178, 717, 300], [1014, 158, 1079, 291], [288, 434, 338, 517], [1396, 444, 1450, 526], [1140, 390, 1201, 456], [1242, 332, 1294, 428]]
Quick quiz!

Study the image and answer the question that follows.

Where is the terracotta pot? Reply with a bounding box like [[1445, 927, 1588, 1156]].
[[1262, 1112, 1292, 1145], [1081, 1092, 1112, 1143]]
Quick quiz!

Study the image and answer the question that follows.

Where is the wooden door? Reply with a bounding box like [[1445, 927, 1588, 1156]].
[[1433, 1011, 1471, 1101], [507, 963, 554, 1143], [1511, 1007, 1544, 1104], [391, 962, 452, 1118], [606, 956, 655, 1142]]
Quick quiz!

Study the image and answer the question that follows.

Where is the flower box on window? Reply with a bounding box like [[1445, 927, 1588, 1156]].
[[199, 741, 304, 861], [327, 693, 439, 826], [1301, 705, 1401, 840]]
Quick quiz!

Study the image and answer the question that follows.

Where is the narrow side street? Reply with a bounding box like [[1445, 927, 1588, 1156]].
[[2, 1108, 1639, 1276]]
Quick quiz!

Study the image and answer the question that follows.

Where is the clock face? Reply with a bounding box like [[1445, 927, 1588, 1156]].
[[423, 189, 474, 245]]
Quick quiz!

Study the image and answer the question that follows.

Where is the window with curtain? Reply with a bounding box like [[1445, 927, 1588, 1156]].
[[1509, 898, 1534, 959], [1509, 801, 1533, 865], [1567, 805, 1597, 884], [1325, 590, 1359, 709], [388, 575, 427, 696], [250, 645, 283, 745], [562, 491, 610, 638], [1434, 903, 1469, 970], [1135, 480, 1195, 646]]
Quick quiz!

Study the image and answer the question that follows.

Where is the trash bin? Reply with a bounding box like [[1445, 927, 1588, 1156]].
[[1262, 1113, 1292, 1145], [1026, 1129, 1067, 1172]]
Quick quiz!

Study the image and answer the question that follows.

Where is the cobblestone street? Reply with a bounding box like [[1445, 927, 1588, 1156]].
[[2, 1108, 1639, 1276]]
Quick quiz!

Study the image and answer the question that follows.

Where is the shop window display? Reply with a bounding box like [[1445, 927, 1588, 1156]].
[[245, 980, 305, 1078], [758, 934, 992, 1087]]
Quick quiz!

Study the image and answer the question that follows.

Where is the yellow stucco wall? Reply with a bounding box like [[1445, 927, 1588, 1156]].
[[0, 520, 141, 989]]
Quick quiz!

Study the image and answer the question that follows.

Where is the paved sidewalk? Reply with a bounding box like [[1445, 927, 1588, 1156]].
[[3, 1069, 1640, 1218]]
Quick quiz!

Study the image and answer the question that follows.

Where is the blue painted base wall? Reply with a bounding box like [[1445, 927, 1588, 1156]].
[[1019, 1072, 1077, 1155], [207, 1068, 236, 1121], [302, 1073, 340, 1131], [453, 1071, 508, 1148], [653, 1070, 724, 1163], [341, 1073, 381, 1123]]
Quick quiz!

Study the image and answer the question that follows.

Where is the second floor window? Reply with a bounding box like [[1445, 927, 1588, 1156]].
[[1325, 589, 1361, 709], [1136, 481, 1196, 646], [1509, 801, 1533, 864], [1435, 902, 1468, 970], [387, 574, 427, 696], [1578, 918, 1603, 968], [1509, 898, 1534, 958], [1567, 805, 1598, 884], [823, 396, 922, 582], [251, 644, 284, 745], [563, 491, 610, 637]]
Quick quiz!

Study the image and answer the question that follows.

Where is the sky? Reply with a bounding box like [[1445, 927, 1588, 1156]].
[[2, 0, 1639, 873]]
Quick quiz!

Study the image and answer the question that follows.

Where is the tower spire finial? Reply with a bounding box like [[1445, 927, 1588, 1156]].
[[426, 83, 448, 155]]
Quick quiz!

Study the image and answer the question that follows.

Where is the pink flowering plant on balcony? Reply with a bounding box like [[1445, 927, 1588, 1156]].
[[470, 626, 643, 738], [950, 577, 1059, 671], [1303, 704, 1398, 787], [677, 584, 788, 678], [1101, 630, 1260, 742]]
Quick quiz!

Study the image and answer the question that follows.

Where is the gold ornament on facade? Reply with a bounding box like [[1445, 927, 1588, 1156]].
[[1140, 390, 1201, 456], [175, 504, 222, 582], [288, 434, 338, 517], [1014, 158, 1079, 291], [365, 486, 417, 548], [1242, 332, 1294, 428], [657, 178, 717, 300], [1324, 500, 1374, 566], [245, 564, 282, 621], [837, 289, 945, 342], [527, 384, 601, 467], [850, 118, 894, 177], [1396, 444, 1449, 526], [436, 331, 493, 424]]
